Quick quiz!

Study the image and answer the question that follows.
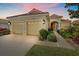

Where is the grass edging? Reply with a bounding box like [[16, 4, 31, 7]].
[[25, 45, 79, 56]]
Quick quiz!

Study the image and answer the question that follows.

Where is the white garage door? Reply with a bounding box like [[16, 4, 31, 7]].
[[12, 22, 26, 34], [27, 21, 41, 35]]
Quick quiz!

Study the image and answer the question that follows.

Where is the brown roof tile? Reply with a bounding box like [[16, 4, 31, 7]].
[[73, 20, 79, 24], [7, 8, 49, 18], [28, 8, 43, 14], [61, 19, 71, 23], [50, 14, 63, 19]]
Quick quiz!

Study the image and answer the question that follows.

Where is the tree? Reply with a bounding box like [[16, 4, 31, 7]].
[[65, 3, 79, 18]]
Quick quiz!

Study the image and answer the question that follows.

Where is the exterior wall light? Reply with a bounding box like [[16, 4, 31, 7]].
[[43, 19, 45, 24], [8, 21, 11, 25]]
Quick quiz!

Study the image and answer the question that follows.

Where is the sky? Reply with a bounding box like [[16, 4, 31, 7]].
[[0, 3, 76, 20]]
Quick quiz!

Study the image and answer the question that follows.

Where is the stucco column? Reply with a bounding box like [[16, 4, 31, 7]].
[[58, 22, 60, 30]]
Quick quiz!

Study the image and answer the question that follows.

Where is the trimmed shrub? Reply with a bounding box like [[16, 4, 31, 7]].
[[58, 28, 65, 35], [62, 32, 73, 38], [67, 26, 75, 33], [47, 33, 57, 42], [72, 36, 79, 45], [39, 36, 45, 41], [39, 29, 49, 40], [59, 26, 75, 39], [59, 25, 79, 39]]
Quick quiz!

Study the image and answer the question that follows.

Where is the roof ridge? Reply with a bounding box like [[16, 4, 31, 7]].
[[50, 14, 63, 19], [7, 8, 49, 18], [28, 8, 43, 14]]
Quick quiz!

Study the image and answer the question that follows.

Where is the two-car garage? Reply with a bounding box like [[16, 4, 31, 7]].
[[11, 21, 41, 35]]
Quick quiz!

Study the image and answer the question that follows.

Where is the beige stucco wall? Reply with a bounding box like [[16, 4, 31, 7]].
[[61, 21, 71, 29], [50, 18, 71, 30], [7, 13, 49, 35]]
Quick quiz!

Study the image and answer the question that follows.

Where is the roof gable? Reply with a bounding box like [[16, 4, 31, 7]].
[[50, 14, 63, 19], [7, 8, 49, 18], [28, 8, 43, 14]]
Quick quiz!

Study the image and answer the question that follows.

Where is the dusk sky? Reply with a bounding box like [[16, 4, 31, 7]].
[[0, 3, 76, 20]]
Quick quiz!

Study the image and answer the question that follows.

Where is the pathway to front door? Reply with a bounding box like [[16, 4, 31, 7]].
[[54, 31, 75, 49]]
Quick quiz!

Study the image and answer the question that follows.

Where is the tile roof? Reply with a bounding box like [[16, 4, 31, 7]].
[[73, 20, 79, 24], [61, 19, 71, 22], [50, 14, 63, 19], [7, 8, 49, 18], [28, 8, 43, 14]]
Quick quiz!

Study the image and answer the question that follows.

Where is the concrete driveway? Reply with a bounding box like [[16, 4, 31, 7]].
[[0, 34, 38, 56]]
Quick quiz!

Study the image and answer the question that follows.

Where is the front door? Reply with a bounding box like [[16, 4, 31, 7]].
[[51, 22, 58, 31]]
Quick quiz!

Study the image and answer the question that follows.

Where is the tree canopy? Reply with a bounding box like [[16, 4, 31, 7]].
[[65, 3, 79, 18]]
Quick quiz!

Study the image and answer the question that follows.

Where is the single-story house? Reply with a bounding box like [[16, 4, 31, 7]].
[[73, 20, 79, 25], [7, 8, 50, 35], [7, 8, 71, 35]]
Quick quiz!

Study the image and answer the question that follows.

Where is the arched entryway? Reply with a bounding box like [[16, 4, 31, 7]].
[[51, 21, 59, 31]]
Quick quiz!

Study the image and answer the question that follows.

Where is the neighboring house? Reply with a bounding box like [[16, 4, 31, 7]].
[[0, 19, 9, 29], [7, 8, 49, 35], [49, 14, 63, 31], [73, 20, 79, 25], [61, 19, 71, 29]]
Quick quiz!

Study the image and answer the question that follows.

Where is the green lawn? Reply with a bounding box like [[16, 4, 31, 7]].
[[26, 45, 79, 56]]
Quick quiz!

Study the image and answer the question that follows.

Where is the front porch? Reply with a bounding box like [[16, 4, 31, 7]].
[[48, 21, 60, 32]]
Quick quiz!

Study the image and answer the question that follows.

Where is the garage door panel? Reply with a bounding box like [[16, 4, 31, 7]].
[[12, 22, 26, 34], [27, 21, 41, 35]]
